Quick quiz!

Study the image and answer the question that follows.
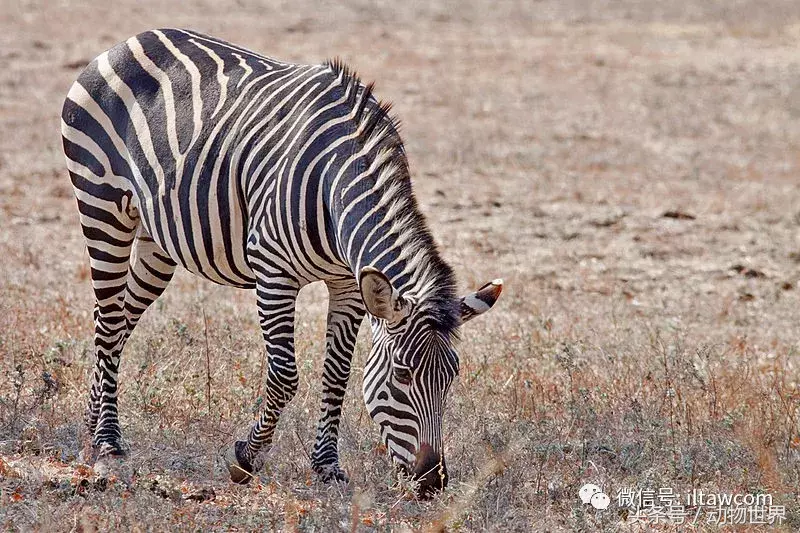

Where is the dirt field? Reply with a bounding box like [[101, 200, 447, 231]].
[[2, 0, 800, 530]]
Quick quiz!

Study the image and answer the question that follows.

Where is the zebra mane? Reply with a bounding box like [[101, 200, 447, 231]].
[[326, 57, 397, 141], [325, 58, 461, 338]]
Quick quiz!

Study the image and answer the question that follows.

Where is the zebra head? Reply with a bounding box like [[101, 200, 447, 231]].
[[359, 267, 502, 497]]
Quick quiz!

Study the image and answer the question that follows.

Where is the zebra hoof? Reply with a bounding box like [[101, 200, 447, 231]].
[[315, 464, 349, 484], [95, 441, 127, 459], [224, 441, 254, 484]]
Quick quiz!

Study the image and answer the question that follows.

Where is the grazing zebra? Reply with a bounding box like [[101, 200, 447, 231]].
[[61, 29, 502, 496]]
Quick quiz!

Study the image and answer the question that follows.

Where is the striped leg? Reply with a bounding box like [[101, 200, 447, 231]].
[[311, 279, 365, 482], [85, 226, 136, 454], [228, 276, 299, 483], [87, 226, 176, 455], [122, 229, 177, 334]]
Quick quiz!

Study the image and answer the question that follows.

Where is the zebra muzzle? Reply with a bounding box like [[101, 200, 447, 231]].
[[412, 443, 448, 497]]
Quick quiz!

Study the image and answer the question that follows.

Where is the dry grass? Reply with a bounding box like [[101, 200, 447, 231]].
[[2, 0, 800, 530]]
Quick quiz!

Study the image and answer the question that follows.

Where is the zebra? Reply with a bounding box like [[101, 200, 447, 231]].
[[61, 28, 502, 496]]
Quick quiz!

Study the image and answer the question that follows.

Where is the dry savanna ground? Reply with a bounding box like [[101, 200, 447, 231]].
[[2, 0, 800, 531]]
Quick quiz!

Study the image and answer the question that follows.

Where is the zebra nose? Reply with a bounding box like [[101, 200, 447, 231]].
[[412, 443, 448, 497]]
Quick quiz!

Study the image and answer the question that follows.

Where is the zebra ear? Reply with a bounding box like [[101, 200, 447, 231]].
[[359, 267, 409, 322], [460, 279, 503, 324]]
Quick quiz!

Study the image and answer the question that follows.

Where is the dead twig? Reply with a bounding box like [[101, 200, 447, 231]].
[[202, 307, 212, 415]]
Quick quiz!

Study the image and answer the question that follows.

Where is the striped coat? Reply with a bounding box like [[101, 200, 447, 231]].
[[62, 29, 501, 496]]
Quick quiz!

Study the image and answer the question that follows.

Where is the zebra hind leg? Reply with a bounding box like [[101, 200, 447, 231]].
[[83, 216, 136, 457], [122, 228, 177, 334], [311, 279, 365, 483], [87, 226, 176, 457]]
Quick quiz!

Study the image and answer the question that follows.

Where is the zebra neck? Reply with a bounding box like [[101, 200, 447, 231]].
[[328, 154, 445, 299]]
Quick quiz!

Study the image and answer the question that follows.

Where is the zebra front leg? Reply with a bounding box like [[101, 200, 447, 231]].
[[227, 278, 299, 484], [311, 280, 365, 483]]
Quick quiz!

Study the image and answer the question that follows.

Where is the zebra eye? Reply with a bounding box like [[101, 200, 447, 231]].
[[393, 366, 412, 385]]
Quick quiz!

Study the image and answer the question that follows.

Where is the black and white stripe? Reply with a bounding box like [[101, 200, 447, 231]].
[[62, 28, 502, 495]]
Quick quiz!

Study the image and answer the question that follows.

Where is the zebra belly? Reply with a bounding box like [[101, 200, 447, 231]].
[[135, 180, 257, 289]]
